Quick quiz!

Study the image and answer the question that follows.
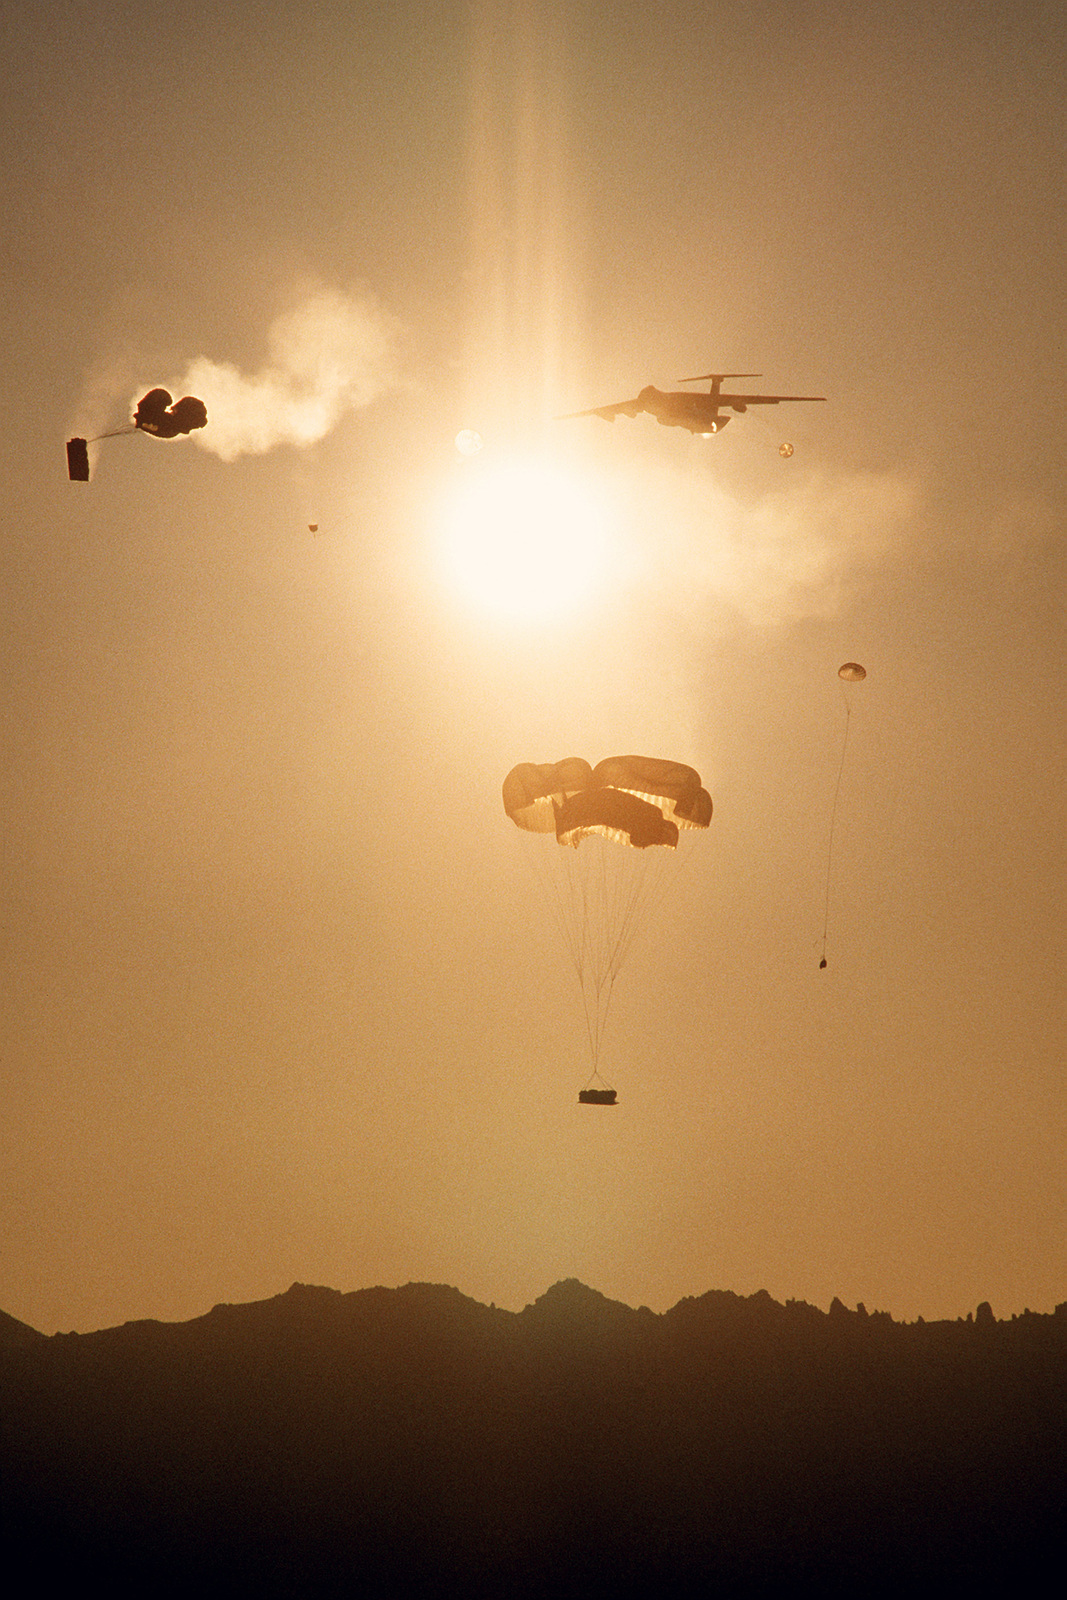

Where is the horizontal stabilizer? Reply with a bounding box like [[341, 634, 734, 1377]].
[[679, 372, 761, 383]]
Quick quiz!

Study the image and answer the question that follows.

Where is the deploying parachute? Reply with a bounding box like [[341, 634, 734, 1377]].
[[67, 388, 208, 480], [504, 755, 712, 1103], [132, 388, 208, 439]]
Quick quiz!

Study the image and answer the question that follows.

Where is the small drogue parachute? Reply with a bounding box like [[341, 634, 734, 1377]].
[[67, 388, 208, 480], [779, 442, 794, 458], [838, 662, 866, 682], [504, 755, 712, 1102]]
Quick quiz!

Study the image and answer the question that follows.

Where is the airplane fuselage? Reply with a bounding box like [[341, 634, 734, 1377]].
[[635, 386, 732, 433]]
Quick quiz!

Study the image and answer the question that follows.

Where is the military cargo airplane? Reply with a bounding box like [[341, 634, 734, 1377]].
[[559, 372, 825, 435]]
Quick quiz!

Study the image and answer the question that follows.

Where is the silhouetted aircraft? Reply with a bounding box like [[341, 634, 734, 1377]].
[[559, 373, 825, 435]]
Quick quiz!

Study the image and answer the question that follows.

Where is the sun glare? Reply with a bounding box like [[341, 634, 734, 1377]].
[[439, 459, 612, 620]]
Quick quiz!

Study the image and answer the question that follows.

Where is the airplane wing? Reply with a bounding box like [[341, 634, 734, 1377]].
[[557, 398, 641, 422], [725, 393, 826, 408]]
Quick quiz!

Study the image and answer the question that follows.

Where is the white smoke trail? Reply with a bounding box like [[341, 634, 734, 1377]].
[[165, 288, 404, 461]]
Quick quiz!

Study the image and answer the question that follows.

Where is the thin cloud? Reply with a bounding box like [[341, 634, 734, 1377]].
[[619, 460, 919, 628]]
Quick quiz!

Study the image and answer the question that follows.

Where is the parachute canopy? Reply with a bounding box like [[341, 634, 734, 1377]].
[[503, 754, 712, 846], [502, 758, 595, 834], [133, 388, 208, 438], [838, 662, 867, 682], [556, 787, 679, 850], [587, 755, 713, 831]]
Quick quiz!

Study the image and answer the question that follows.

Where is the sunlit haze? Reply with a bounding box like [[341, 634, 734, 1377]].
[[438, 457, 612, 620], [1, 0, 1063, 1336]]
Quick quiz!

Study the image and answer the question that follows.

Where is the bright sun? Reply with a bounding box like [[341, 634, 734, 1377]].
[[438, 458, 612, 620]]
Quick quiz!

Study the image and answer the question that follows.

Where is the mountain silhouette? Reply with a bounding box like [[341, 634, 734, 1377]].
[[2, 1280, 1065, 1596]]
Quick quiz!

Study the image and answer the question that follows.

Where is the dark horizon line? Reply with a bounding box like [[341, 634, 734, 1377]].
[[6, 1275, 1066, 1343]]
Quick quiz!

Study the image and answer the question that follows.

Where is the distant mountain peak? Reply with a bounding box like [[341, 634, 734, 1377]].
[[523, 1279, 642, 1324], [284, 1281, 342, 1300]]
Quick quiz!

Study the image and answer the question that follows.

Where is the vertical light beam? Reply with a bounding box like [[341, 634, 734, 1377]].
[[464, 1, 579, 442]]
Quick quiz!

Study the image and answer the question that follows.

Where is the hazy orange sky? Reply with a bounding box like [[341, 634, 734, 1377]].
[[2, 0, 1063, 1334]]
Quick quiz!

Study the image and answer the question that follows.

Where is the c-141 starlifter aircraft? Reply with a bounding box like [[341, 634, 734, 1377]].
[[558, 372, 825, 435]]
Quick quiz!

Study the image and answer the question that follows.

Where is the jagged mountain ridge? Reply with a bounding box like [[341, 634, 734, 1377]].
[[2, 1279, 1066, 1596], [6, 1273, 1051, 1346]]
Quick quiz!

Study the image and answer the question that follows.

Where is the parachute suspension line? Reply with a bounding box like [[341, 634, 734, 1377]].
[[576, 851, 605, 1074], [820, 692, 852, 968], [550, 836, 654, 1079], [530, 842, 583, 986], [574, 851, 598, 1070], [614, 844, 672, 977], [597, 844, 637, 1068], [88, 427, 136, 442], [581, 841, 616, 1075], [580, 840, 671, 1074], [526, 838, 607, 1075]]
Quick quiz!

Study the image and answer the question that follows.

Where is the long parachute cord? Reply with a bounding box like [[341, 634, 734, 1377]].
[[531, 837, 656, 1077], [529, 843, 601, 1068], [573, 842, 671, 1075], [573, 844, 617, 1075], [525, 830, 683, 1078], [586, 844, 638, 1073], [820, 694, 852, 968]]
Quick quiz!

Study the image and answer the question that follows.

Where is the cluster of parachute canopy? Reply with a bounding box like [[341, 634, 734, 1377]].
[[503, 754, 712, 851], [67, 389, 208, 481], [131, 388, 208, 438], [504, 755, 712, 1105]]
